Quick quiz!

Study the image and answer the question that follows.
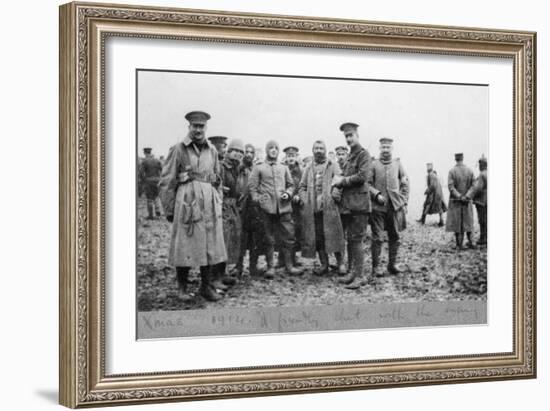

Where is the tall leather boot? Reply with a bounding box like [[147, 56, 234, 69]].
[[335, 252, 347, 276], [146, 200, 154, 220], [275, 250, 285, 268], [248, 250, 263, 277], [372, 241, 384, 277], [264, 246, 276, 279], [283, 248, 303, 276], [466, 232, 475, 249], [456, 233, 464, 249], [199, 266, 222, 302], [416, 214, 426, 224], [387, 241, 403, 275], [176, 267, 189, 298], [314, 250, 329, 276], [211, 263, 229, 291], [339, 241, 360, 285], [235, 254, 244, 277], [344, 241, 365, 289]]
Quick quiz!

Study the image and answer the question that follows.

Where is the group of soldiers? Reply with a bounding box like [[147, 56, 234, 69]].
[[138, 110, 488, 302]]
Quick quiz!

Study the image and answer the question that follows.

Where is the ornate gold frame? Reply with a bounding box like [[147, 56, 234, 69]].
[[59, 1, 536, 408]]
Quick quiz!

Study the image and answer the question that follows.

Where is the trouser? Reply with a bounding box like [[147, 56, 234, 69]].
[[475, 204, 487, 243], [146, 197, 162, 216], [340, 212, 369, 275], [314, 212, 326, 252], [262, 211, 295, 252]]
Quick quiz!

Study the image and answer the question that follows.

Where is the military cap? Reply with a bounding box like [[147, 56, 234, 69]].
[[143, 147, 152, 153], [339, 122, 359, 132], [185, 110, 211, 124], [208, 136, 228, 147], [454, 153, 464, 161], [379, 137, 394, 144], [283, 146, 299, 154], [334, 145, 349, 153], [426, 162, 433, 167], [227, 138, 245, 152], [244, 143, 255, 152]]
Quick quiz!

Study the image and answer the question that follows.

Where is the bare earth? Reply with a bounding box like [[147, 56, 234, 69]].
[[137, 197, 487, 312]]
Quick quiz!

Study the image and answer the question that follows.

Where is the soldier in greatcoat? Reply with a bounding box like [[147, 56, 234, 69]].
[[331, 122, 372, 289], [159, 111, 226, 302], [465, 155, 488, 246], [235, 144, 266, 277], [248, 140, 303, 278], [368, 138, 410, 277], [446, 153, 475, 249], [298, 140, 346, 276], [418, 163, 447, 226], [139, 147, 163, 219], [282, 146, 304, 266], [211, 138, 247, 290]]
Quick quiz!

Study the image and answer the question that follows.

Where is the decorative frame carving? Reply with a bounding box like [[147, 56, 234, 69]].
[[59, 2, 536, 408]]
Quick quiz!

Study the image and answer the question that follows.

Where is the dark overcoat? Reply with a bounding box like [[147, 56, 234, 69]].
[[299, 160, 345, 258], [220, 159, 245, 264], [339, 144, 371, 214], [422, 170, 447, 215], [248, 160, 294, 215], [445, 164, 474, 233]]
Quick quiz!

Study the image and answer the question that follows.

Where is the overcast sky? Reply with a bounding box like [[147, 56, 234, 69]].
[[137, 70, 488, 216]]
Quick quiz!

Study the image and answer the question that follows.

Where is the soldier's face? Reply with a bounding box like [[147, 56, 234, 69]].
[[216, 144, 227, 158], [344, 131, 359, 148], [228, 148, 244, 162], [336, 150, 348, 163], [380, 143, 393, 156], [286, 152, 298, 165], [267, 146, 279, 159], [312, 143, 326, 160], [244, 146, 255, 161], [427, 164, 433, 172], [188, 122, 206, 141]]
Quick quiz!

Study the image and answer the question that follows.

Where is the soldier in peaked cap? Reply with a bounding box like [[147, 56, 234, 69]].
[[465, 154, 488, 245], [139, 147, 163, 219], [418, 162, 447, 226], [159, 110, 226, 302], [446, 153, 475, 249], [331, 122, 372, 289], [368, 137, 410, 277], [208, 135, 228, 161], [334, 145, 349, 171]]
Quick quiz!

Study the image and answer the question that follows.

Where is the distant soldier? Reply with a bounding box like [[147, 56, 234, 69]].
[[212, 138, 247, 289], [446, 153, 475, 249], [139, 147, 163, 219], [299, 140, 346, 276], [331, 122, 371, 289], [208, 136, 228, 161], [282, 146, 304, 266], [465, 155, 488, 246], [335, 145, 349, 171], [159, 111, 226, 302], [368, 138, 409, 277], [418, 163, 447, 226], [235, 144, 266, 277], [248, 140, 303, 278]]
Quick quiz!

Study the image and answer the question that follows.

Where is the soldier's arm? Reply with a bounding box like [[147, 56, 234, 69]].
[[158, 146, 179, 219], [284, 166, 295, 197], [448, 170, 461, 199], [341, 149, 370, 187], [248, 164, 261, 203], [465, 174, 483, 200], [368, 161, 380, 198], [398, 160, 410, 204]]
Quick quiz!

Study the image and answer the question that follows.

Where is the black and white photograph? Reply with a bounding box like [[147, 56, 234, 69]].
[[136, 69, 488, 338]]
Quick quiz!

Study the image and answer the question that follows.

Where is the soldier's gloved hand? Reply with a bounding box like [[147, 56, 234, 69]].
[[376, 194, 387, 205], [280, 192, 290, 201], [166, 215, 174, 223]]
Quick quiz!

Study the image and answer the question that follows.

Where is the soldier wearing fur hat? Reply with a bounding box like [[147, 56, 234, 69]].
[[331, 122, 372, 289], [159, 111, 226, 302], [446, 153, 475, 249], [465, 155, 488, 246], [248, 140, 303, 277], [368, 137, 410, 277]]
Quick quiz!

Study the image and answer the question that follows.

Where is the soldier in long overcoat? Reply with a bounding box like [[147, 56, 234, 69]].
[[368, 138, 410, 277], [139, 147, 163, 219], [281, 146, 303, 266], [465, 155, 488, 245], [159, 111, 226, 302], [445, 153, 475, 249], [299, 140, 346, 276], [418, 163, 447, 226], [331, 122, 371, 289]]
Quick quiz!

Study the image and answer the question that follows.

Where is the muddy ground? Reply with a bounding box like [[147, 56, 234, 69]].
[[137, 197, 486, 312]]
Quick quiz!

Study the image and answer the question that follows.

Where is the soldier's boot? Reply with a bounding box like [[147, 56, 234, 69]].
[[313, 250, 329, 276], [339, 241, 360, 285], [176, 267, 190, 299], [416, 214, 426, 224], [210, 263, 229, 292], [264, 247, 276, 279], [283, 248, 304, 276], [154, 198, 162, 217], [345, 242, 366, 289], [234, 254, 244, 277], [248, 251, 263, 277], [387, 242, 403, 275], [220, 261, 238, 286], [478, 229, 487, 245], [347, 241, 353, 272], [335, 252, 347, 276], [466, 232, 476, 249], [146, 200, 155, 220], [275, 251, 285, 269], [455, 233, 464, 250], [438, 213, 445, 227], [199, 266, 222, 302], [371, 242, 384, 277], [293, 250, 303, 267]]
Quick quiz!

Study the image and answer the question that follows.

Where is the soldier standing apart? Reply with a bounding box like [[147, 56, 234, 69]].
[[248, 140, 303, 278], [331, 122, 371, 289], [159, 111, 226, 302], [465, 155, 488, 246], [299, 140, 346, 276], [139, 147, 163, 219], [446, 153, 475, 249], [212, 138, 247, 290], [368, 138, 410, 277], [418, 163, 447, 226], [235, 144, 266, 277], [282, 146, 304, 266]]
